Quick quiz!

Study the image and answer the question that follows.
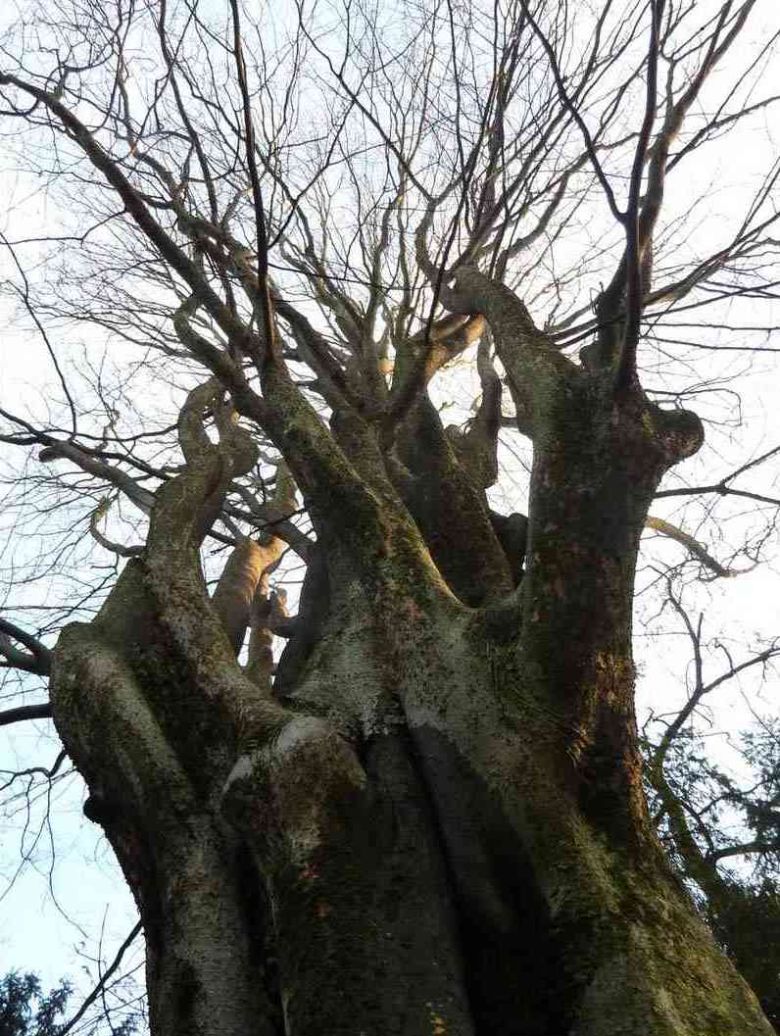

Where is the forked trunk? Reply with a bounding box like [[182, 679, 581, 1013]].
[[51, 602, 773, 1036], [47, 306, 774, 1036], [49, 555, 773, 1036]]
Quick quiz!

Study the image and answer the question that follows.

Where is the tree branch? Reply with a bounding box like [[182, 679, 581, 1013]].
[[58, 921, 143, 1036], [0, 702, 53, 726], [0, 618, 52, 675], [645, 515, 749, 578]]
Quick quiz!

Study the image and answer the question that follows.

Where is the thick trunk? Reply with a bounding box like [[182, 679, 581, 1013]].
[[50, 586, 773, 1036], [46, 362, 772, 1036]]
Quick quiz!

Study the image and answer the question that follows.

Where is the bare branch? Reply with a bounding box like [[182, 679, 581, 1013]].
[[0, 702, 53, 726]]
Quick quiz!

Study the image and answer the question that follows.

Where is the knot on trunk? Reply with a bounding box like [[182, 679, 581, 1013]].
[[221, 715, 366, 861]]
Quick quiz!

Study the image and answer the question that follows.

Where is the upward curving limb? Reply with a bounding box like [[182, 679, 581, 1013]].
[[592, 1, 759, 383], [440, 264, 578, 436]]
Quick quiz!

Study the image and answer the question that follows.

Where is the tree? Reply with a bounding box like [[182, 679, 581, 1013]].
[[0, 970, 140, 1036], [0, 973, 71, 1036], [641, 586, 780, 1027], [0, 1, 779, 1033]]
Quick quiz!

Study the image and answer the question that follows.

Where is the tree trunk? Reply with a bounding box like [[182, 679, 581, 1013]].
[[46, 300, 774, 1036], [50, 585, 773, 1036]]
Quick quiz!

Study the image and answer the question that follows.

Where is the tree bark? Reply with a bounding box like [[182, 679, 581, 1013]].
[[50, 585, 774, 1036], [46, 308, 774, 1036]]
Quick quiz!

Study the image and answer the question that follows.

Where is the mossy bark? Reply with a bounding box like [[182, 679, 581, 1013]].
[[47, 340, 774, 1035], [50, 595, 774, 1036]]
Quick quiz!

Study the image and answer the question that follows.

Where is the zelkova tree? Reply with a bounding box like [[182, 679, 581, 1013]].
[[0, 1, 779, 1033]]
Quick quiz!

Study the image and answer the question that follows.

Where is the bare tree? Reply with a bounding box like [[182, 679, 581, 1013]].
[[0, 1, 779, 1033]]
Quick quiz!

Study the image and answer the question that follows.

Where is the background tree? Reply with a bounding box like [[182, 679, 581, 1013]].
[[641, 585, 780, 1028], [0, 1, 779, 1034], [0, 973, 72, 1036], [0, 970, 140, 1036]]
